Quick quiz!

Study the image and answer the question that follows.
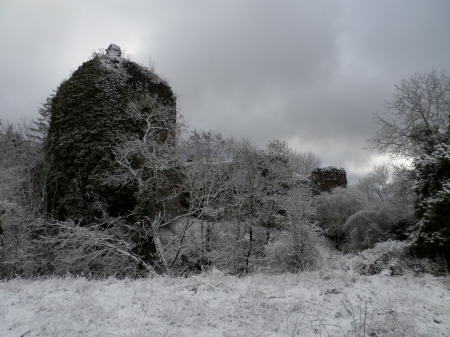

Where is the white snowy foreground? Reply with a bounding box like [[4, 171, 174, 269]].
[[1, 269, 449, 337]]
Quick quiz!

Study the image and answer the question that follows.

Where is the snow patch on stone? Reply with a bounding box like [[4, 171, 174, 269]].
[[106, 43, 122, 57], [99, 43, 163, 84]]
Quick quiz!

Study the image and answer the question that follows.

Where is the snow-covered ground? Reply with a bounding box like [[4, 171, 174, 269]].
[[1, 269, 449, 337]]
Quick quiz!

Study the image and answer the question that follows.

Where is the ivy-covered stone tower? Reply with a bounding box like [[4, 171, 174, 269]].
[[45, 44, 176, 222]]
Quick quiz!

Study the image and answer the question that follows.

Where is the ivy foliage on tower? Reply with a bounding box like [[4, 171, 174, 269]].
[[44, 44, 176, 223]]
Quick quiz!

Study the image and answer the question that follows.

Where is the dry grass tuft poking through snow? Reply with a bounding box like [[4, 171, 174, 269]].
[[1, 269, 449, 336]]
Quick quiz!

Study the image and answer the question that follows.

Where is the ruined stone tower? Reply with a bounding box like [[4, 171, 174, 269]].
[[45, 44, 176, 221], [310, 167, 347, 193]]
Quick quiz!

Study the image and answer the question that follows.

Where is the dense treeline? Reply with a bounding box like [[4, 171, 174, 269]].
[[0, 66, 449, 278], [0, 119, 324, 277]]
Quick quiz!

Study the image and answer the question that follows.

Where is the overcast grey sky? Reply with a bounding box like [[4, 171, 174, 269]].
[[1, 0, 449, 181]]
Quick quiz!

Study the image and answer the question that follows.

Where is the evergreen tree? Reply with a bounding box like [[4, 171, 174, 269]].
[[413, 143, 450, 263]]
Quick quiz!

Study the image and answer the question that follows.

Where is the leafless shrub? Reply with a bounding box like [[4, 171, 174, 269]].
[[315, 187, 368, 245], [264, 223, 324, 272], [332, 240, 447, 277], [344, 208, 393, 252], [289, 150, 322, 176]]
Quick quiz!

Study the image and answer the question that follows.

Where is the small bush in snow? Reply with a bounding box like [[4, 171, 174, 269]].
[[333, 240, 447, 276], [315, 187, 368, 245], [264, 224, 324, 272], [343, 208, 392, 252]]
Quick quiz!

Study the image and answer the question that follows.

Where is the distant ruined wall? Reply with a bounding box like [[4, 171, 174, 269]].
[[310, 167, 347, 193]]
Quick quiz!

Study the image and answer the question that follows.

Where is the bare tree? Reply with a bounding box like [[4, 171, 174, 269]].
[[218, 139, 296, 272], [367, 70, 450, 263], [367, 69, 450, 159], [0, 119, 49, 277], [289, 150, 322, 176], [357, 164, 390, 203], [105, 93, 184, 271], [165, 130, 233, 272], [174, 137, 299, 274], [389, 164, 415, 210]]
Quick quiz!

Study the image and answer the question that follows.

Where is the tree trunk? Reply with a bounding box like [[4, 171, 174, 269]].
[[245, 225, 253, 273], [150, 212, 168, 271]]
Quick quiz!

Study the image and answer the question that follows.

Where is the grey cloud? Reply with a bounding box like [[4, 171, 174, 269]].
[[0, 0, 448, 182]]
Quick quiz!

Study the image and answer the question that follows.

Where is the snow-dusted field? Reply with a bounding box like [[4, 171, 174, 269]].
[[1, 269, 449, 337]]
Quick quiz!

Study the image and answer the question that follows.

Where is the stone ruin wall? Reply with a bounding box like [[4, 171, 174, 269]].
[[310, 166, 347, 193]]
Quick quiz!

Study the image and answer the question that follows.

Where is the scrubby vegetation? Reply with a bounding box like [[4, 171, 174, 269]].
[[2, 267, 450, 336]]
